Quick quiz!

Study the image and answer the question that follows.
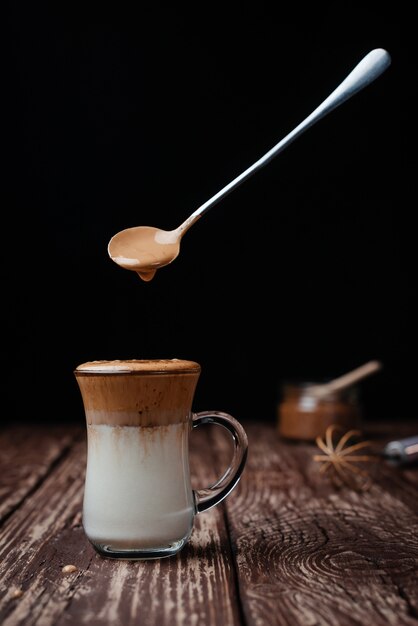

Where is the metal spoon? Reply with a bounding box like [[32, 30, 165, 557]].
[[108, 48, 391, 281]]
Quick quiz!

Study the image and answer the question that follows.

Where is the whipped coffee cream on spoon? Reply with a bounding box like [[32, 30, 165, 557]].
[[108, 49, 391, 282]]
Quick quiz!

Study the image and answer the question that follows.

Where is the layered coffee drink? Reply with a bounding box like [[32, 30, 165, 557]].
[[74, 359, 201, 558]]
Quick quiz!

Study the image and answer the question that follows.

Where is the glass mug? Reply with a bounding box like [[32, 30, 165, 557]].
[[74, 359, 248, 560]]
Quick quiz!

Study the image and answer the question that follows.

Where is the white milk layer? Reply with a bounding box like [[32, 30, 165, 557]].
[[83, 423, 195, 549]]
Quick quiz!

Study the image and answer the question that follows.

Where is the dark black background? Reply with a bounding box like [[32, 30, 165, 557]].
[[4, 5, 417, 426]]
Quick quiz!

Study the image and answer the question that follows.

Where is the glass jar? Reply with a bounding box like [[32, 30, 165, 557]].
[[277, 381, 362, 441]]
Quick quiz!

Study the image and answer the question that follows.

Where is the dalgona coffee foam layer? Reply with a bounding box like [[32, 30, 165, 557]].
[[74, 359, 201, 427], [75, 359, 201, 374]]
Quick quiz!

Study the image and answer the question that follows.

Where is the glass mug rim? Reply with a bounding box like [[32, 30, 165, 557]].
[[74, 358, 248, 560], [74, 358, 201, 376]]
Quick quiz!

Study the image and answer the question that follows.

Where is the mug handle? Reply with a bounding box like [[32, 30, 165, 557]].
[[192, 411, 248, 513]]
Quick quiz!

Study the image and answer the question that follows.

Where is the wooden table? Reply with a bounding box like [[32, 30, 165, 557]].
[[1, 420, 418, 626]]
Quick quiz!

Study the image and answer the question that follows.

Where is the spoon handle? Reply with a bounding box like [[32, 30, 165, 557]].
[[309, 360, 382, 398], [180, 48, 391, 232]]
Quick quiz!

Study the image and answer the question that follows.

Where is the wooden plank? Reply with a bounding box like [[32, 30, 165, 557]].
[[216, 421, 418, 626], [0, 425, 241, 626], [0, 425, 81, 523]]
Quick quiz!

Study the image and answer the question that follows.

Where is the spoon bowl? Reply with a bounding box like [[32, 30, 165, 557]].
[[108, 226, 181, 281], [108, 48, 391, 281]]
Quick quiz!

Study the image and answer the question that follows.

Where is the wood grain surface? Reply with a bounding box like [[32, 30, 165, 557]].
[[0, 420, 417, 626]]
